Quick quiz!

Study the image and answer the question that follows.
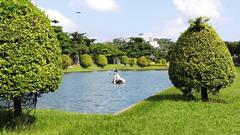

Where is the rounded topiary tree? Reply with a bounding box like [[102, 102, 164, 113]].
[[121, 55, 129, 66], [96, 55, 108, 68], [0, 0, 62, 117], [169, 17, 235, 101], [129, 58, 137, 67], [137, 56, 148, 68], [62, 54, 72, 69], [80, 54, 93, 68]]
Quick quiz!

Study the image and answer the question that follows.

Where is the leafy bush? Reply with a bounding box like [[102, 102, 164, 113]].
[[80, 54, 93, 68], [129, 58, 137, 66], [0, 0, 62, 117], [96, 55, 108, 68], [169, 17, 235, 101], [137, 56, 148, 68], [160, 59, 167, 65], [121, 55, 129, 66], [62, 54, 72, 69], [147, 59, 152, 65]]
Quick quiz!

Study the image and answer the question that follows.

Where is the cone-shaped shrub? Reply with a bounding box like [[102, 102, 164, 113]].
[[0, 0, 62, 117], [80, 54, 93, 68], [169, 17, 235, 101], [137, 56, 148, 68], [62, 54, 72, 69], [96, 55, 108, 68]]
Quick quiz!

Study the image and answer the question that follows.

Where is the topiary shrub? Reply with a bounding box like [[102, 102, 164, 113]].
[[137, 56, 148, 68], [96, 55, 108, 68], [121, 55, 129, 66], [169, 17, 235, 101], [62, 54, 72, 69], [80, 54, 93, 68], [160, 59, 167, 65], [129, 58, 137, 67], [147, 59, 152, 66], [0, 0, 62, 117]]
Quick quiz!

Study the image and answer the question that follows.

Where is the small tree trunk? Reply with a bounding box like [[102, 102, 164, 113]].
[[201, 88, 208, 102], [13, 97, 22, 118]]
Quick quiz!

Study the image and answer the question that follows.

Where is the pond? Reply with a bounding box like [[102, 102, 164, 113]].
[[37, 71, 173, 114]]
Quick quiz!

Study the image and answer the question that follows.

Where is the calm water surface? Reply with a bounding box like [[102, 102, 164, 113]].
[[37, 71, 172, 114]]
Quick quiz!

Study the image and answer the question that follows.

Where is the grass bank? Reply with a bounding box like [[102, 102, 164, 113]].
[[64, 64, 168, 73], [1, 68, 240, 135]]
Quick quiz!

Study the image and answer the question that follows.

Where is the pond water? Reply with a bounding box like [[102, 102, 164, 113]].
[[37, 71, 172, 114]]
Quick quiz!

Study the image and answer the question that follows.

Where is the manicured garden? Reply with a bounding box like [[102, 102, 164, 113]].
[[64, 64, 168, 73], [1, 68, 239, 135]]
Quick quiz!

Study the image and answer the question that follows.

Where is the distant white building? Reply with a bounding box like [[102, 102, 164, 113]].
[[148, 37, 160, 48]]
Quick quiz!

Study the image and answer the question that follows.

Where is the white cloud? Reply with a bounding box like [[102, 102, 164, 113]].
[[43, 9, 79, 32], [86, 0, 118, 11], [145, 17, 187, 40], [173, 0, 222, 18]]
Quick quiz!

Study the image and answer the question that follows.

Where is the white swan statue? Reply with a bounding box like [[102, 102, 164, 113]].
[[112, 73, 126, 84]]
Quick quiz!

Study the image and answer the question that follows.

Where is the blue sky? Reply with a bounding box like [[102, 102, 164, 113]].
[[32, 0, 240, 42]]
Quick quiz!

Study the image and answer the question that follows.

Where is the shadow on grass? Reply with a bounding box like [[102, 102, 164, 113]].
[[146, 93, 227, 104], [146, 93, 197, 102], [0, 110, 36, 131]]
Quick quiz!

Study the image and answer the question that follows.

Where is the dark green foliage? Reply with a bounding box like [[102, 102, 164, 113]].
[[80, 54, 93, 68], [121, 56, 129, 66], [129, 58, 137, 66], [62, 54, 72, 69], [53, 26, 72, 55], [89, 43, 124, 57], [96, 55, 108, 68], [118, 37, 155, 58], [225, 41, 240, 56], [169, 17, 235, 101], [137, 56, 148, 68], [0, 0, 62, 116]]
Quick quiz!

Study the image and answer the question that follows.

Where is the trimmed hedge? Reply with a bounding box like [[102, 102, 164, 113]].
[[169, 17, 235, 101], [121, 55, 129, 66], [62, 54, 72, 69], [129, 58, 137, 66], [137, 56, 148, 68], [80, 54, 93, 68], [96, 55, 108, 68]]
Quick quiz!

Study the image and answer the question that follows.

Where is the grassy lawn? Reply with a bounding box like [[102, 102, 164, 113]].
[[64, 64, 168, 73], [0, 68, 239, 135]]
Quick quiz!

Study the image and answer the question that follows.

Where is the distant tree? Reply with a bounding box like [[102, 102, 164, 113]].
[[96, 55, 108, 68], [137, 56, 148, 68], [0, 0, 62, 117], [62, 54, 72, 69], [89, 43, 124, 57], [169, 17, 235, 101], [80, 54, 93, 68], [121, 56, 129, 66], [225, 41, 240, 56], [118, 37, 155, 58], [52, 26, 72, 55]]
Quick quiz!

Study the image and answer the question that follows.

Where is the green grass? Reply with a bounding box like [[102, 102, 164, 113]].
[[64, 64, 168, 73], [1, 68, 240, 135]]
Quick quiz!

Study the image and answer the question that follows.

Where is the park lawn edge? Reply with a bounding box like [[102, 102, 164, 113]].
[[63, 64, 168, 73]]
